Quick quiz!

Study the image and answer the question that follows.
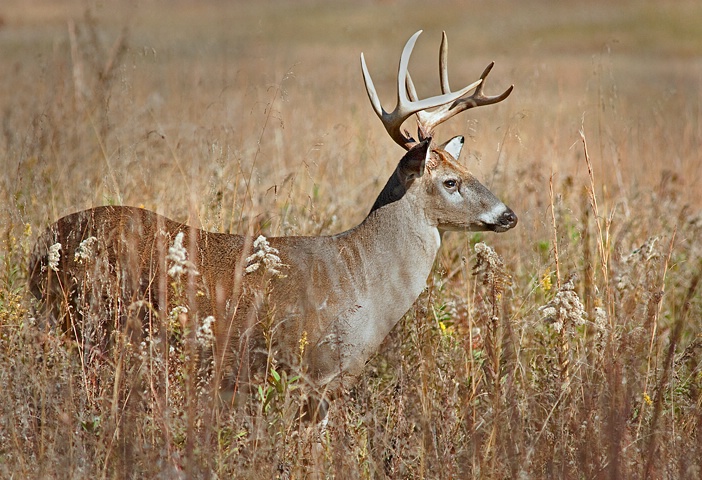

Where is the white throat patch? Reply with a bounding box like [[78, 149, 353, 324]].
[[433, 227, 441, 249]]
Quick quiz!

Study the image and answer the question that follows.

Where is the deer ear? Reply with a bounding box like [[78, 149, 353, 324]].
[[440, 135, 464, 160], [399, 138, 432, 180]]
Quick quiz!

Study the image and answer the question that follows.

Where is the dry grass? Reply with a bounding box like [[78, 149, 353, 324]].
[[1, 0, 701, 478]]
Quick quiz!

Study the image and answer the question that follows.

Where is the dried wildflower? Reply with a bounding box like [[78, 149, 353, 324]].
[[47, 243, 62, 272], [539, 306, 560, 331], [245, 235, 287, 277], [615, 237, 660, 291], [74, 236, 98, 263], [167, 232, 199, 277], [593, 306, 608, 332], [633, 237, 660, 262], [472, 242, 511, 293], [539, 274, 586, 332], [170, 305, 188, 320], [197, 315, 215, 347]]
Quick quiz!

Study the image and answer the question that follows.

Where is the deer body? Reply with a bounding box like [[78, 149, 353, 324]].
[[29, 31, 517, 416]]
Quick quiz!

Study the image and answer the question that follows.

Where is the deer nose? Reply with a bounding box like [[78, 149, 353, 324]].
[[500, 208, 518, 229]]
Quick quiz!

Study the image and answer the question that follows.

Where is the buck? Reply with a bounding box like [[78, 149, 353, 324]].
[[29, 30, 516, 419]]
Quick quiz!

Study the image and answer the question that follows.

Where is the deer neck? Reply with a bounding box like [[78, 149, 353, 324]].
[[357, 189, 441, 270], [364, 193, 439, 261], [320, 191, 440, 376]]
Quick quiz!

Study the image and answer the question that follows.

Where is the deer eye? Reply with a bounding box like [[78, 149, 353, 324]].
[[443, 179, 458, 190]]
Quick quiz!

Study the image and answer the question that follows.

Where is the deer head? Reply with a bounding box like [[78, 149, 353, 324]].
[[362, 30, 517, 233]]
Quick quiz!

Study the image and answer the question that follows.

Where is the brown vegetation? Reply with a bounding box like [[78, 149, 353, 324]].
[[0, 0, 700, 478]]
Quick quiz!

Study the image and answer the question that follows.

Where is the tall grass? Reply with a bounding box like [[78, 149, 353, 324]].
[[1, 1, 700, 478]]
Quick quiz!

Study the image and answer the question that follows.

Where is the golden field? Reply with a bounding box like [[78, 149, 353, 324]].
[[0, 0, 700, 477]]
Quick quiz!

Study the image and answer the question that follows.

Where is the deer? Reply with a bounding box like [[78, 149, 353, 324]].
[[28, 30, 516, 421]]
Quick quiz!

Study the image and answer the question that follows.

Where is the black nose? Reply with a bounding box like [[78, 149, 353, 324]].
[[500, 208, 518, 228]]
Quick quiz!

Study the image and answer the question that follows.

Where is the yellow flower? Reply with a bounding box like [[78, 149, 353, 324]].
[[540, 272, 552, 292], [299, 331, 308, 357], [643, 392, 653, 406], [438, 320, 454, 336]]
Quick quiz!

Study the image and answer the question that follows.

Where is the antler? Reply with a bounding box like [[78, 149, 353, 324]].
[[361, 30, 482, 150], [361, 30, 514, 150], [406, 31, 514, 139]]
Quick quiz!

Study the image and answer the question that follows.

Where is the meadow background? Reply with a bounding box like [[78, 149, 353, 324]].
[[0, 0, 701, 478]]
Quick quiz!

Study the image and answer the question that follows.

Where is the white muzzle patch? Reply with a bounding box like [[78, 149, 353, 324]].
[[478, 203, 509, 226]]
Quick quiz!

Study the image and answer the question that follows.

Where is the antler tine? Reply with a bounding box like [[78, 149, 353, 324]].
[[439, 31, 450, 94], [415, 33, 514, 138], [361, 30, 479, 150], [408, 32, 452, 98], [464, 62, 515, 108]]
